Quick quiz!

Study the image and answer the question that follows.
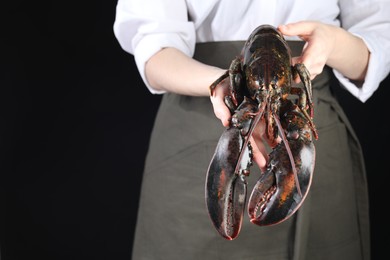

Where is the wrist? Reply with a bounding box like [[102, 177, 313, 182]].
[[327, 27, 369, 81]]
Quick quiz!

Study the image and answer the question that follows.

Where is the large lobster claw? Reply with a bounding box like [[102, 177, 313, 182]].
[[248, 139, 315, 225], [206, 98, 258, 240], [248, 102, 315, 226], [205, 127, 251, 240]]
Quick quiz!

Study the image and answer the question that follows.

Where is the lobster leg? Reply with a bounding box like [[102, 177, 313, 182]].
[[292, 63, 318, 140], [209, 56, 245, 114], [248, 100, 315, 226]]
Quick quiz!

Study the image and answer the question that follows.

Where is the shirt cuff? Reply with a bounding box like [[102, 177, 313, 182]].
[[333, 32, 390, 103]]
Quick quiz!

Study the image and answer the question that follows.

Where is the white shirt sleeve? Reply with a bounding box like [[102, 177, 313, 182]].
[[113, 0, 390, 101], [113, 0, 196, 94], [335, 0, 390, 102]]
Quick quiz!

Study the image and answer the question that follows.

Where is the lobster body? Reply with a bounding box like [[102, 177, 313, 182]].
[[205, 24, 317, 240]]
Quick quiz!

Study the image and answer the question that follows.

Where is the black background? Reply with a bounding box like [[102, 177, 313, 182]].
[[1, 1, 389, 259]]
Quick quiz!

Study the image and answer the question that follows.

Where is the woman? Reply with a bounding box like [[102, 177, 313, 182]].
[[114, 1, 390, 259]]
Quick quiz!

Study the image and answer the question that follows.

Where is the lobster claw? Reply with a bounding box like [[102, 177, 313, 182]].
[[247, 105, 315, 226], [248, 140, 315, 225], [205, 127, 252, 240]]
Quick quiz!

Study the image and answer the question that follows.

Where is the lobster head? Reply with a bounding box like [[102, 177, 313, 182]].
[[242, 25, 292, 103]]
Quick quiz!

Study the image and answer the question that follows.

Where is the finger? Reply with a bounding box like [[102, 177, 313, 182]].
[[210, 96, 231, 127], [291, 56, 302, 66], [249, 136, 268, 171], [278, 21, 317, 38], [210, 87, 231, 127], [292, 41, 325, 81], [300, 43, 326, 80]]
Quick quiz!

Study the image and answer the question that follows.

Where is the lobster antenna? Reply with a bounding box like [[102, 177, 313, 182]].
[[272, 112, 302, 198], [233, 102, 266, 175]]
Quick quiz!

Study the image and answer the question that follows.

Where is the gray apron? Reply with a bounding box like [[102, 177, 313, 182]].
[[131, 41, 370, 260]]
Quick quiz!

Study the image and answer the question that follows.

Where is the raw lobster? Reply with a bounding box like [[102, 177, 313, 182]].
[[205, 24, 318, 240]]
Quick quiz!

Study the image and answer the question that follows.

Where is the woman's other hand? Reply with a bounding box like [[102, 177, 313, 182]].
[[278, 21, 369, 82]]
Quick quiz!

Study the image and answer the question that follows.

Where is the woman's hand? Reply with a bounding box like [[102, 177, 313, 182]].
[[278, 21, 369, 82], [209, 75, 232, 127], [209, 76, 271, 171]]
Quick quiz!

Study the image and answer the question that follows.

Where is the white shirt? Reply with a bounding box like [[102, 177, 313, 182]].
[[113, 0, 390, 102]]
